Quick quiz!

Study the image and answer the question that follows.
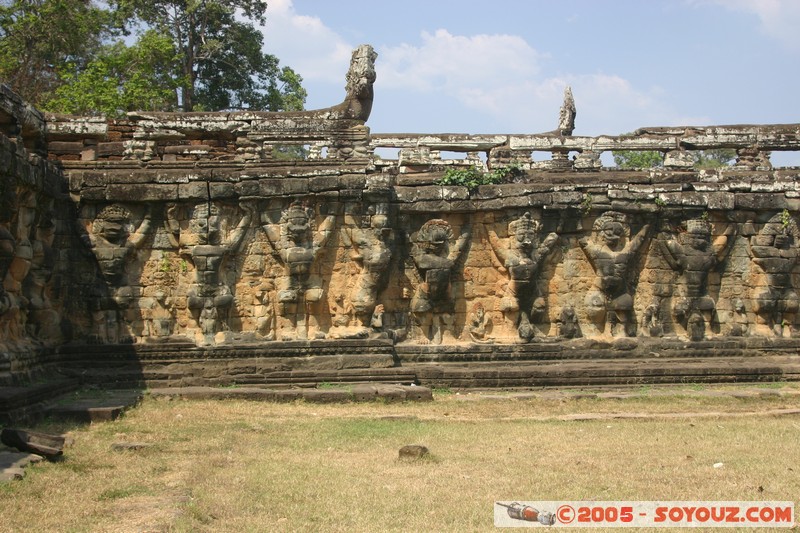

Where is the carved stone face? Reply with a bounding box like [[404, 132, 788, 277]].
[[600, 221, 624, 249], [287, 215, 310, 245], [425, 227, 448, 254], [371, 213, 391, 239], [514, 226, 536, 253], [99, 213, 128, 244], [686, 230, 710, 251], [193, 214, 221, 246]]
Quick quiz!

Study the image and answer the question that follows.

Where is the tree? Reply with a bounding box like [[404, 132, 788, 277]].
[[694, 148, 736, 169], [613, 150, 664, 169], [112, 0, 306, 112], [0, 0, 116, 106], [613, 131, 737, 169], [44, 31, 182, 115], [0, 0, 305, 114], [614, 149, 736, 169]]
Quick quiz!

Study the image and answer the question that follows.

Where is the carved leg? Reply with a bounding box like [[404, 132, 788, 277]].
[[517, 311, 535, 342], [412, 312, 432, 344], [440, 313, 457, 344]]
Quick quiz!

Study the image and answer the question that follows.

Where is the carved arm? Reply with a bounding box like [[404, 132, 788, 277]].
[[448, 225, 471, 263], [227, 203, 254, 253], [312, 214, 336, 253], [164, 204, 181, 249], [128, 206, 154, 250], [533, 232, 559, 269]]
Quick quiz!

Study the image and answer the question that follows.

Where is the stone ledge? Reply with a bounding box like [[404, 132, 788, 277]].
[[147, 384, 433, 403]]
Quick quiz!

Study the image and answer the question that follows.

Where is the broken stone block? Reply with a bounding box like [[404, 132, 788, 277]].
[[1, 428, 65, 459], [399, 444, 429, 460]]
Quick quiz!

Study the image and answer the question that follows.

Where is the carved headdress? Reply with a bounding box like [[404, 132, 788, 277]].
[[686, 218, 711, 236], [761, 211, 800, 239], [92, 204, 131, 234], [417, 219, 453, 248], [508, 211, 542, 236], [592, 211, 630, 235]]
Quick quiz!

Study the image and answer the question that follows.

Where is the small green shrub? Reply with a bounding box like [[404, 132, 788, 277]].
[[437, 164, 523, 191]]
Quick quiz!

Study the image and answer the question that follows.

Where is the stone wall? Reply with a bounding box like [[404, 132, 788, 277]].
[[53, 153, 800, 350], [0, 86, 90, 384], [2, 45, 800, 387]]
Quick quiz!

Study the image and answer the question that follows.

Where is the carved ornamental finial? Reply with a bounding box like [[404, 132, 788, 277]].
[[559, 86, 576, 136], [342, 44, 377, 121]]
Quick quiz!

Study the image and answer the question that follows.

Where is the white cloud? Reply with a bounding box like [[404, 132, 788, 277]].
[[380, 30, 543, 94], [253, 6, 712, 135], [699, 0, 800, 50], [376, 30, 697, 135], [257, 0, 353, 84]]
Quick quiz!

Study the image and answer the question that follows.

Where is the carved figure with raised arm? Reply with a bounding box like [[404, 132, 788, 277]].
[[410, 218, 471, 345], [747, 211, 800, 337], [579, 211, 651, 338], [262, 200, 335, 340], [486, 211, 559, 342], [658, 216, 737, 340], [85, 203, 152, 344], [167, 201, 252, 345]]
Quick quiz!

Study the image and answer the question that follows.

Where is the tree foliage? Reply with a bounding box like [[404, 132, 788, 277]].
[[613, 132, 737, 170], [111, 0, 307, 112], [694, 148, 736, 169], [613, 149, 737, 169], [44, 31, 181, 115], [613, 150, 664, 169], [0, 0, 116, 105], [0, 0, 306, 114]]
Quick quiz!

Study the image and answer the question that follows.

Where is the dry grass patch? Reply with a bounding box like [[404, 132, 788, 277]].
[[1, 386, 799, 532]]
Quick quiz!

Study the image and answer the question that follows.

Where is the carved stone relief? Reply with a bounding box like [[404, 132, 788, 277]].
[[747, 212, 800, 337], [262, 201, 334, 341], [330, 203, 393, 339], [408, 218, 471, 345], [486, 211, 559, 342], [83, 203, 153, 344], [166, 201, 252, 345], [658, 216, 737, 340], [578, 211, 652, 338]]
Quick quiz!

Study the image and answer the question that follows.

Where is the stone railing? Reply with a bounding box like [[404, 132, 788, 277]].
[[370, 124, 800, 172]]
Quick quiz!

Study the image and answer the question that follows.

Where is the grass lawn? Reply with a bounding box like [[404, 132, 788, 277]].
[[1, 385, 799, 532]]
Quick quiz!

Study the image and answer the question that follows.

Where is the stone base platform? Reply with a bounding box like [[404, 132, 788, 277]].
[[49, 337, 800, 390], [148, 384, 433, 403], [0, 379, 80, 425], [2, 338, 799, 424]]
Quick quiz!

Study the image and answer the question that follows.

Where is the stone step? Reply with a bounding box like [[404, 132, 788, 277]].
[[0, 378, 81, 425], [147, 384, 432, 403], [410, 357, 800, 388], [43, 390, 143, 423]]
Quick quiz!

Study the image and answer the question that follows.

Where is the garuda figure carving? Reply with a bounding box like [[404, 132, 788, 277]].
[[487, 211, 559, 342], [337, 203, 393, 338], [748, 211, 800, 337], [84, 204, 152, 344], [659, 216, 736, 341], [579, 211, 651, 338], [263, 201, 335, 341], [410, 219, 470, 345], [167, 202, 252, 345]]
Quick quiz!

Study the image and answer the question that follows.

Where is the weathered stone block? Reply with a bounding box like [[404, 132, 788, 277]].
[[106, 183, 178, 201], [735, 193, 788, 210], [178, 182, 209, 200], [309, 176, 339, 192], [209, 182, 235, 199]]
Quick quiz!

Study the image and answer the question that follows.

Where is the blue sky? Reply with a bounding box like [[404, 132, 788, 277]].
[[258, 0, 799, 149]]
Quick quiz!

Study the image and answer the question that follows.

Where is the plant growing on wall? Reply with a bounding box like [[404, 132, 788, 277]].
[[437, 164, 524, 192]]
